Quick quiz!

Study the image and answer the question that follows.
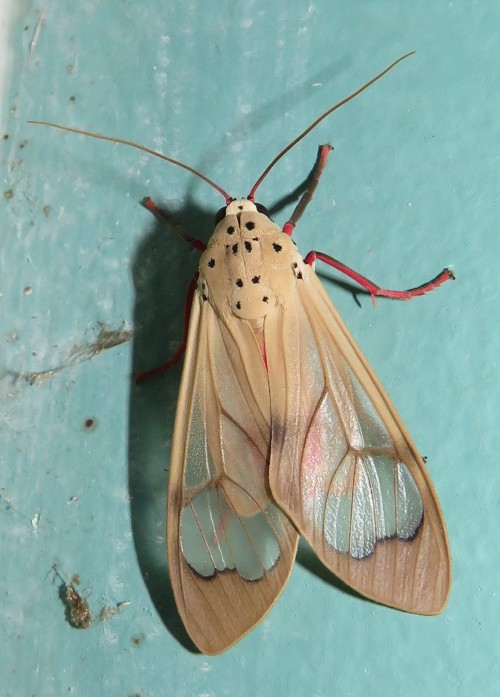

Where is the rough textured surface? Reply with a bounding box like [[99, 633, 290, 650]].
[[1, 0, 498, 695]]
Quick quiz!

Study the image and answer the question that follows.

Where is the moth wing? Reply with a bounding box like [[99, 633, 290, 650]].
[[168, 294, 298, 655], [266, 270, 450, 614]]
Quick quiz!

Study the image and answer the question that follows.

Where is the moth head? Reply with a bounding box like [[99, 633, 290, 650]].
[[215, 198, 270, 224]]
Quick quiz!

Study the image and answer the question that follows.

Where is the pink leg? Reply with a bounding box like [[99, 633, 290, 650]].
[[282, 145, 333, 236], [135, 273, 198, 382], [304, 250, 454, 301], [142, 197, 206, 253]]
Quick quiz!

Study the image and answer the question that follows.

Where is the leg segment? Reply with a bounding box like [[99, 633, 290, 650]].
[[304, 250, 454, 301], [282, 144, 333, 236], [135, 272, 198, 382], [142, 197, 206, 253]]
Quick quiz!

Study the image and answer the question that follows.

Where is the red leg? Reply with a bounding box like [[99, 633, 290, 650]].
[[142, 197, 206, 253], [135, 273, 198, 382], [304, 250, 454, 301], [282, 145, 333, 236]]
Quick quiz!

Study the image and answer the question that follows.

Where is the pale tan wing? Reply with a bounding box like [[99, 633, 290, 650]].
[[168, 293, 298, 655], [266, 268, 450, 615]]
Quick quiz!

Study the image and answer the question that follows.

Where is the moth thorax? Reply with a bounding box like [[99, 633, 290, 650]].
[[230, 283, 276, 320]]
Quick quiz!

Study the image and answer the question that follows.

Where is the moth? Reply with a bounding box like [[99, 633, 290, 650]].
[[30, 52, 452, 654]]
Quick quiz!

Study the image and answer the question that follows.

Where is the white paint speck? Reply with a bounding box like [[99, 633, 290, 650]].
[[31, 511, 41, 533], [29, 13, 44, 55], [155, 71, 168, 89]]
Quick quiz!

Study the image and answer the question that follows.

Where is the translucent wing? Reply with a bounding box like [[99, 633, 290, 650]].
[[266, 270, 450, 614], [168, 293, 298, 655]]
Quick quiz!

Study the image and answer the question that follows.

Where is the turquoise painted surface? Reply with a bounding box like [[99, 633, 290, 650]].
[[1, 1, 498, 695]]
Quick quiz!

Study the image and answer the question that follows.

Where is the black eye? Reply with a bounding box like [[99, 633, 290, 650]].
[[255, 202, 270, 217], [215, 206, 227, 224]]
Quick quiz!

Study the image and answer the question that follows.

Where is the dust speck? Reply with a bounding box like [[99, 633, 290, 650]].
[[131, 632, 145, 646]]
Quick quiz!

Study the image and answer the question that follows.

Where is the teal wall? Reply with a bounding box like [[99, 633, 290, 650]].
[[1, 1, 498, 695]]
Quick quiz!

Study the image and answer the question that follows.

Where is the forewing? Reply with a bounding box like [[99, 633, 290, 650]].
[[266, 271, 450, 614], [168, 294, 298, 654]]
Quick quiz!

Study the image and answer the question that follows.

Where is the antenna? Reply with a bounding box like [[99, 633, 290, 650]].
[[29, 52, 415, 207], [27, 121, 232, 203], [247, 51, 415, 200]]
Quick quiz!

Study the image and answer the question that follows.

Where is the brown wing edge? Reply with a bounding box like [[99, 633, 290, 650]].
[[168, 510, 298, 654]]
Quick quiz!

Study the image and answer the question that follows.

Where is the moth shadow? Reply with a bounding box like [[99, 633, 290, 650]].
[[127, 196, 214, 654], [316, 272, 372, 308], [296, 539, 370, 605]]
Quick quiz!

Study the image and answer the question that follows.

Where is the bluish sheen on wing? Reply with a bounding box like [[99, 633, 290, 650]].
[[181, 486, 282, 580], [300, 362, 424, 558], [323, 455, 423, 558]]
